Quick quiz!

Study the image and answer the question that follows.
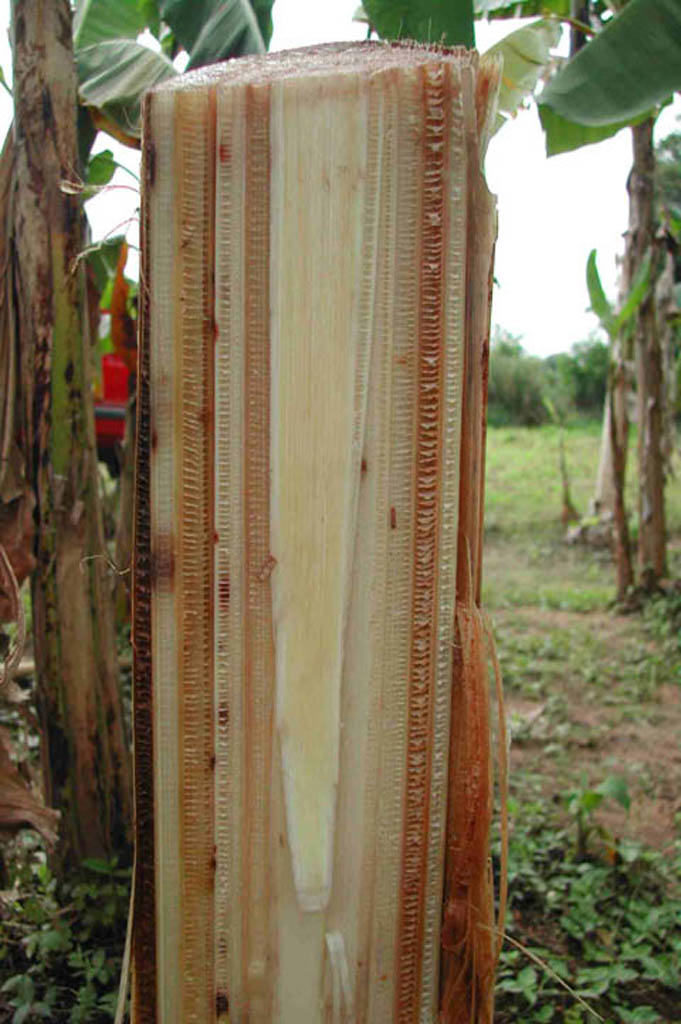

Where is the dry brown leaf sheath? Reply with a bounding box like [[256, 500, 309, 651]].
[[132, 42, 500, 1024]]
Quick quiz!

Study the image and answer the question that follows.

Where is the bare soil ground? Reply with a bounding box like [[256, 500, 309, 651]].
[[494, 602, 681, 853]]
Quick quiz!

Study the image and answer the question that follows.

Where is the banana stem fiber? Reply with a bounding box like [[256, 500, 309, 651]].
[[133, 41, 502, 1024]]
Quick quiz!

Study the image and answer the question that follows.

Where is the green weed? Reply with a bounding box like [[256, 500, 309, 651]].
[[494, 795, 681, 1024], [0, 846, 129, 1023]]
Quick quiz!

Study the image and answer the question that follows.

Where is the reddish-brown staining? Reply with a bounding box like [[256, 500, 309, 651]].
[[174, 87, 217, 1016], [440, 605, 495, 1021], [210, 754, 216, 771], [216, 991, 229, 1015], [476, 331, 492, 605], [242, 82, 274, 1008], [151, 429, 158, 452], [396, 63, 449, 1021], [197, 402, 212, 434], [131, 93, 157, 1022], [440, 896, 467, 951], [147, 140, 156, 190], [149, 534, 175, 588], [219, 141, 230, 164], [390, 506, 397, 530], [256, 554, 277, 582], [218, 573, 230, 610], [213, 530, 220, 545], [361, 457, 368, 474]]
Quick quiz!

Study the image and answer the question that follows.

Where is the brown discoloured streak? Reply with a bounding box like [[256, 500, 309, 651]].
[[396, 63, 450, 1021], [216, 991, 229, 1014], [441, 60, 498, 1023], [218, 573, 230, 610], [147, 140, 156, 189], [390, 506, 397, 530], [149, 534, 175, 588], [361, 456, 368, 474], [242, 81, 274, 1017], [174, 84, 216, 1019], [256, 553, 277, 582], [130, 91, 157, 1022]]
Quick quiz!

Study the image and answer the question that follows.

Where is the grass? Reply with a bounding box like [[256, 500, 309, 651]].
[[485, 421, 681, 542], [485, 422, 681, 1024]]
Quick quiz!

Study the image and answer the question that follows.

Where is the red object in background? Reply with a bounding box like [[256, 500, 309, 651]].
[[95, 353, 130, 472]]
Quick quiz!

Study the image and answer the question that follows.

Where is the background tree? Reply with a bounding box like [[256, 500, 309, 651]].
[[10, 0, 131, 867], [474, 0, 681, 592], [2, 0, 273, 870], [654, 126, 681, 468], [535, 0, 681, 588], [360, 0, 681, 593]]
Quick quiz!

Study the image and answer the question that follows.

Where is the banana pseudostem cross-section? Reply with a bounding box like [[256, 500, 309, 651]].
[[133, 41, 500, 1024]]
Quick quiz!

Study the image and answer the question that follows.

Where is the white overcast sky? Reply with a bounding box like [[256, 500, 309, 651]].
[[0, 0, 678, 357]]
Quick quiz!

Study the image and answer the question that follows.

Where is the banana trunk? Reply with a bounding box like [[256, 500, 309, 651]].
[[133, 41, 500, 1024]]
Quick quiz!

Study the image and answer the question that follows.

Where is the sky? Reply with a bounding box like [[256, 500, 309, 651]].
[[0, 0, 678, 357]]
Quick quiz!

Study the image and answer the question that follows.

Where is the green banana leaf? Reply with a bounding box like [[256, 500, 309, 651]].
[[86, 149, 117, 187], [586, 249, 616, 340], [538, 105, 635, 157], [73, 0, 157, 49], [614, 251, 652, 335], [475, 0, 569, 17], [362, 0, 475, 49], [76, 40, 177, 141], [485, 17, 560, 132], [539, 0, 681, 155], [586, 247, 653, 341], [250, 0, 275, 47], [158, 0, 266, 67], [474, 0, 609, 20]]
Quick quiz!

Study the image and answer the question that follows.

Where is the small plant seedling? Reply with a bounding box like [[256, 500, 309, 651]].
[[564, 773, 631, 860]]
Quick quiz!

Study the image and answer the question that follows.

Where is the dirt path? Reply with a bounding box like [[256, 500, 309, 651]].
[[493, 604, 681, 853]]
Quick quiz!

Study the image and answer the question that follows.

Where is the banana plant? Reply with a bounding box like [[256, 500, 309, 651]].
[[0, 0, 275, 869], [587, 248, 653, 348], [537, 0, 681, 156], [74, 0, 274, 155], [361, 0, 681, 154], [586, 247, 653, 601]]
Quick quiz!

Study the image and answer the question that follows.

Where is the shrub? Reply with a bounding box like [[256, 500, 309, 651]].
[[488, 330, 609, 427], [488, 331, 550, 427], [545, 337, 609, 418]]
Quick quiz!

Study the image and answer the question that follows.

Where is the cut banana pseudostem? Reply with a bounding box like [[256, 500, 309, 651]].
[[133, 41, 501, 1024]]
